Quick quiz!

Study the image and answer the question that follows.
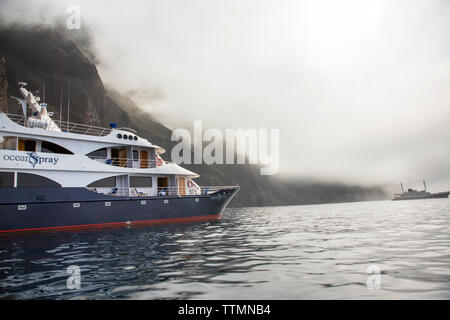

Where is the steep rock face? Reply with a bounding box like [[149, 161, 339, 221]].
[[0, 28, 173, 144], [0, 27, 388, 207], [0, 55, 7, 112], [0, 28, 103, 125]]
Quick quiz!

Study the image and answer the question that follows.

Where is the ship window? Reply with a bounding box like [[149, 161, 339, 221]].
[[130, 176, 152, 187], [0, 172, 14, 187], [133, 150, 139, 161], [88, 177, 116, 188], [41, 141, 73, 155], [4, 137, 17, 150], [25, 140, 36, 151], [87, 148, 107, 158], [18, 139, 36, 152], [17, 173, 61, 187], [157, 177, 168, 191], [110, 148, 128, 167]]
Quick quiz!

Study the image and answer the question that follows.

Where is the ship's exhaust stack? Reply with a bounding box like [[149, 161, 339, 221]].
[[423, 180, 427, 192], [401, 182, 404, 193]]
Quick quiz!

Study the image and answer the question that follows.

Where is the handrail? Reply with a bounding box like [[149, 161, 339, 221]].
[[86, 185, 238, 197], [117, 127, 137, 134], [154, 186, 238, 195], [5, 113, 26, 125], [4, 113, 112, 137], [55, 119, 112, 136], [88, 156, 187, 168], [88, 156, 160, 168]]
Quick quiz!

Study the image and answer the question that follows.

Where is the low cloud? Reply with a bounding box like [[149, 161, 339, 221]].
[[1, 0, 449, 190]]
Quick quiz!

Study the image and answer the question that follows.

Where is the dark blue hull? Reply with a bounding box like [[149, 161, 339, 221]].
[[0, 187, 239, 234]]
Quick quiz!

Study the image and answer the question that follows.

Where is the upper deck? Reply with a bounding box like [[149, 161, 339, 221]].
[[0, 111, 166, 156], [1, 82, 166, 153], [6, 113, 113, 137]]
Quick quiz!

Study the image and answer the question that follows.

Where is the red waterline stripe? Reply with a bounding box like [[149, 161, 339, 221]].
[[0, 214, 221, 234]]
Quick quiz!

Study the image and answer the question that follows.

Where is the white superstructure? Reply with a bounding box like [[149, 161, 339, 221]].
[[0, 83, 202, 197]]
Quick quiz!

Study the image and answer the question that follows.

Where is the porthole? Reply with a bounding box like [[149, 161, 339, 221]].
[[117, 133, 122, 139], [133, 136, 138, 141], [123, 134, 128, 140], [128, 135, 133, 140]]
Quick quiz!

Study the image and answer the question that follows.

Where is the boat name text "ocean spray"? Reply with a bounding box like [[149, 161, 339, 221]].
[[3, 152, 59, 168]]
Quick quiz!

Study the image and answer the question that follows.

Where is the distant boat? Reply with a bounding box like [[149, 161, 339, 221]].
[[392, 180, 449, 201]]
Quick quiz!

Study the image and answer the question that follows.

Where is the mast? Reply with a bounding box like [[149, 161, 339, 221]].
[[42, 80, 45, 103], [59, 85, 63, 124], [67, 79, 70, 131]]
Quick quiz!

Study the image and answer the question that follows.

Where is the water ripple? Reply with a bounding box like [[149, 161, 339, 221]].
[[0, 199, 449, 299]]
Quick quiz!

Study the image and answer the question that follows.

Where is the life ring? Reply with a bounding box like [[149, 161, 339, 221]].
[[187, 180, 194, 187], [156, 157, 163, 166]]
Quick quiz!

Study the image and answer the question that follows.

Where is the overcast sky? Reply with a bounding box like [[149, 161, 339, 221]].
[[1, 0, 449, 190]]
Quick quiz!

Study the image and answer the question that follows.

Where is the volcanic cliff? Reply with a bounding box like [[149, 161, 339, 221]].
[[0, 27, 388, 206]]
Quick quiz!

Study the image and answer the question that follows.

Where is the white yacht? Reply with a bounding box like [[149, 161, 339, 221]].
[[0, 82, 239, 233]]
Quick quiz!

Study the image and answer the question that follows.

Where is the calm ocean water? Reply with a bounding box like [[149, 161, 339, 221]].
[[0, 199, 449, 300]]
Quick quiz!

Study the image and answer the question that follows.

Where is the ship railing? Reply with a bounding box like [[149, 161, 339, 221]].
[[157, 186, 238, 195], [118, 127, 137, 134], [199, 186, 239, 193], [56, 119, 112, 136], [87, 156, 170, 168], [5, 113, 112, 137], [5, 113, 26, 126], [86, 187, 149, 197], [155, 186, 238, 196], [86, 185, 238, 197]]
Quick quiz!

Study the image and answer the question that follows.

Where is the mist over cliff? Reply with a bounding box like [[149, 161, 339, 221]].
[[0, 26, 388, 206]]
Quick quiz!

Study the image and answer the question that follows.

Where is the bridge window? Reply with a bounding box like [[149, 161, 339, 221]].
[[88, 177, 116, 188], [17, 173, 61, 187], [41, 141, 73, 155]]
